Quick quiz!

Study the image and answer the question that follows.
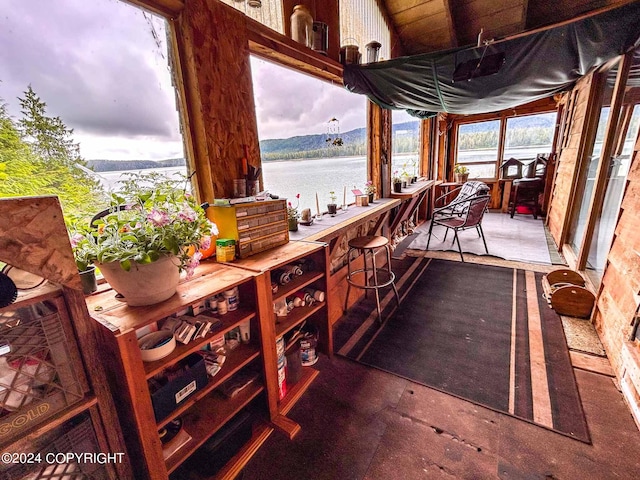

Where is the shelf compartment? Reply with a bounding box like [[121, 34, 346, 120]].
[[156, 343, 261, 429], [165, 381, 264, 474], [272, 271, 324, 303], [275, 301, 325, 338], [279, 367, 319, 415], [144, 308, 255, 378], [86, 262, 256, 334]]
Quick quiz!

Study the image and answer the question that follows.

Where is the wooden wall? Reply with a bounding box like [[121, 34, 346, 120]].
[[175, 0, 261, 202], [546, 74, 597, 246]]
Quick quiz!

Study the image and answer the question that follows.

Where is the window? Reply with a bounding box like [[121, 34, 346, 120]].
[[455, 112, 557, 180], [391, 110, 420, 181], [565, 49, 640, 286], [456, 119, 500, 179], [0, 0, 188, 218], [250, 56, 367, 210]]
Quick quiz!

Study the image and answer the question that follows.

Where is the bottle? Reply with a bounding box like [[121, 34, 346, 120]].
[[290, 5, 313, 48]]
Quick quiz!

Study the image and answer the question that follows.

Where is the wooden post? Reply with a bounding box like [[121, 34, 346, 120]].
[[176, 0, 262, 201]]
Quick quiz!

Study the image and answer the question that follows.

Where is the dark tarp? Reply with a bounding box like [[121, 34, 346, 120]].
[[343, 2, 640, 118]]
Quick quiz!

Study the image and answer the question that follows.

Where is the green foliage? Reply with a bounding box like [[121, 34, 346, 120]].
[[69, 172, 217, 277], [0, 87, 107, 218]]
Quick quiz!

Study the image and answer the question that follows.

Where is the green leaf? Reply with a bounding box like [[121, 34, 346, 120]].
[[120, 259, 131, 271]]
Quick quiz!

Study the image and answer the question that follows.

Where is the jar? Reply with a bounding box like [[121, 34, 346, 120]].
[[291, 5, 313, 48], [216, 239, 236, 262], [224, 288, 239, 311]]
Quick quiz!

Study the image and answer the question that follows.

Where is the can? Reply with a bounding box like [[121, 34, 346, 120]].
[[300, 328, 318, 366], [216, 239, 236, 262], [224, 289, 239, 311], [311, 21, 328, 54]]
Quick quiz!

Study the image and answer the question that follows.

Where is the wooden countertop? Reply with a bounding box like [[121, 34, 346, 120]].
[[287, 198, 401, 242], [390, 179, 437, 200]]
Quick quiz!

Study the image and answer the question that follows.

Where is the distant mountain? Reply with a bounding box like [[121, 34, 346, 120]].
[[459, 113, 556, 133], [260, 120, 420, 161], [87, 158, 186, 172]]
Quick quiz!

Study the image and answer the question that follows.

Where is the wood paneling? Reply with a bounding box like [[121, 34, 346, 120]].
[[0, 196, 81, 290], [176, 0, 261, 201], [526, 0, 631, 30]]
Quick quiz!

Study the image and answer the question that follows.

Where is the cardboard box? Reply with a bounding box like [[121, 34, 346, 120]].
[[150, 353, 208, 421]]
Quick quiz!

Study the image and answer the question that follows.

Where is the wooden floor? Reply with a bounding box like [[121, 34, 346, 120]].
[[241, 254, 640, 480]]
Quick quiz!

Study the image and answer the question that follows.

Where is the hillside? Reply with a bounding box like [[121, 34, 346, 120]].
[[87, 158, 185, 172]]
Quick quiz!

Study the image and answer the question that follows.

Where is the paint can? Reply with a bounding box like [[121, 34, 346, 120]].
[[299, 326, 318, 366]]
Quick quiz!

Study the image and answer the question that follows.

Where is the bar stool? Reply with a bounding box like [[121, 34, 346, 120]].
[[344, 235, 400, 323]]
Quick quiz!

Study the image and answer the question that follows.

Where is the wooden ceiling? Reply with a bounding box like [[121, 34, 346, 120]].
[[381, 0, 633, 55]]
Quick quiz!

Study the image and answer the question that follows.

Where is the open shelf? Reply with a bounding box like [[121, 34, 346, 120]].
[[272, 271, 324, 303], [85, 262, 256, 334], [156, 343, 261, 429], [165, 381, 264, 474], [144, 308, 255, 378], [279, 367, 319, 415], [275, 301, 325, 338]]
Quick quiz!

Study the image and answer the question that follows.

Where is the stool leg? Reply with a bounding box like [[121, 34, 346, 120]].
[[344, 247, 353, 313], [371, 248, 382, 323], [386, 245, 400, 310], [363, 249, 370, 299]]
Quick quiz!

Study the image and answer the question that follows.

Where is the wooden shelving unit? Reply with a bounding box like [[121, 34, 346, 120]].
[[86, 260, 279, 480]]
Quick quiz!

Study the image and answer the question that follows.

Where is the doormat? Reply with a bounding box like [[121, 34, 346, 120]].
[[340, 259, 590, 442]]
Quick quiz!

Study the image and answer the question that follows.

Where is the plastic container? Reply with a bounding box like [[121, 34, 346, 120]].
[[224, 288, 239, 311], [216, 239, 236, 262]]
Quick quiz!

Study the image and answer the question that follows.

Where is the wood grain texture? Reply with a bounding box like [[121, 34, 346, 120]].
[[0, 196, 81, 290], [178, 0, 261, 201]]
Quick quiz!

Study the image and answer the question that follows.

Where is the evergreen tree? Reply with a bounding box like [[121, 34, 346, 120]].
[[1, 88, 107, 217]]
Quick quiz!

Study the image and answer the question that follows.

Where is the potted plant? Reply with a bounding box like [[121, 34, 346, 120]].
[[411, 160, 418, 183], [364, 181, 377, 203], [69, 222, 98, 295], [327, 191, 338, 215], [69, 172, 217, 306], [454, 164, 469, 183], [287, 194, 301, 231], [392, 171, 403, 193]]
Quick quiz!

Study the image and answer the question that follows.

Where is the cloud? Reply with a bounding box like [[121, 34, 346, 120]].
[[251, 57, 367, 139], [0, 0, 181, 158]]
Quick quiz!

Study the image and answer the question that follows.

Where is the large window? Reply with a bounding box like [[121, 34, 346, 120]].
[[0, 0, 188, 218], [455, 112, 557, 180], [250, 56, 367, 211], [391, 110, 420, 181], [456, 120, 500, 179], [565, 49, 640, 286]]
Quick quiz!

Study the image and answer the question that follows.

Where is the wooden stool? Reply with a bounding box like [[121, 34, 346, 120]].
[[344, 235, 400, 323]]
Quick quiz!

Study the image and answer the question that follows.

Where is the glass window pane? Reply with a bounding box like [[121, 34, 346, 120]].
[[391, 110, 420, 181], [586, 102, 640, 284], [0, 1, 188, 220], [251, 56, 367, 209], [504, 112, 556, 161], [456, 120, 500, 164]]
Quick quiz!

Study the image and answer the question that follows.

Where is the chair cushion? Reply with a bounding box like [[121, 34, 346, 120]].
[[348, 235, 389, 250]]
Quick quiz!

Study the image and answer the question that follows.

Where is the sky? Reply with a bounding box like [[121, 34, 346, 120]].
[[0, 0, 415, 161]]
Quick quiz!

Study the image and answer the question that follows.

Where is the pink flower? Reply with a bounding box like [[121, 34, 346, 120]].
[[178, 205, 197, 222], [201, 236, 211, 251], [147, 209, 170, 227], [70, 233, 84, 248], [185, 251, 203, 279]]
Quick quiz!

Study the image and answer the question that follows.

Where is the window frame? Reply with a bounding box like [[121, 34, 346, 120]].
[[452, 105, 559, 182], [562, 51, 635, 281]]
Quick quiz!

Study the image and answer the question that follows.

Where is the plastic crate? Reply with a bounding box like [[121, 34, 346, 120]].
[[0, 302, 84, 445], [0, 414, 109, 480]]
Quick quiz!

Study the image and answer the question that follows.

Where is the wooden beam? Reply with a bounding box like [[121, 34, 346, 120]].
[[576, 51, 633, 268], [122, 0, 184, 18], [246, 15, 343, 85]]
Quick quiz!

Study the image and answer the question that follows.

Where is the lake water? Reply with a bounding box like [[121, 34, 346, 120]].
[[95, 147, 547, 212], [97, 156, 374, 212]]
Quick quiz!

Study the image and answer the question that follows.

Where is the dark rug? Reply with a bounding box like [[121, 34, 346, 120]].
[[340, 259, 590, 442]]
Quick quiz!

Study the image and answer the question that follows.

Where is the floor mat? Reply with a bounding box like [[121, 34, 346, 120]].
[[339, 259, 590, 442]]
